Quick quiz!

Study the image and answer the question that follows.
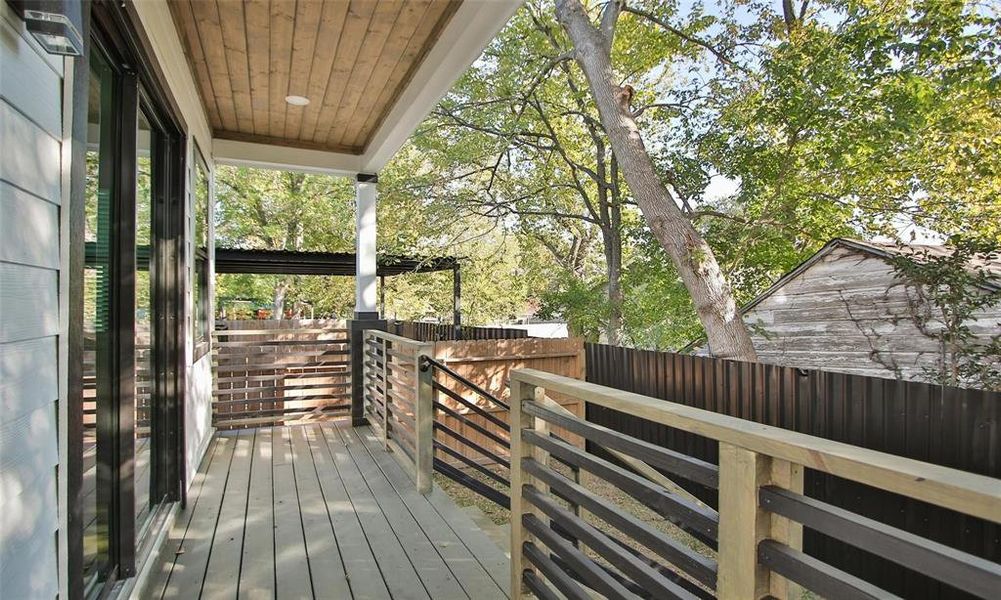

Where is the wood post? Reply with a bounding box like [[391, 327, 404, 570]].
[[509, 375, 539, 599], [382, 337, 389, 450], [717, 442, 804, 599], [415, 342, 435, 495]]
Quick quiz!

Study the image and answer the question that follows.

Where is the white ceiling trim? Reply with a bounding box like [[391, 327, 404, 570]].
[[212, 139, 363, 177], [359, 0, 523, 172]]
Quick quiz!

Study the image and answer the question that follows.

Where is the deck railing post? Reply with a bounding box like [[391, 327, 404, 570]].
[[509, 374, 541, 599], [415, 342, 435, 495], [717, 443, 803, 599], [382, 337, 390, 450]]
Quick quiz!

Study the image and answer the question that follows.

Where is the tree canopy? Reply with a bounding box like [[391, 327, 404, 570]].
[[215, 0, 1000, 353]]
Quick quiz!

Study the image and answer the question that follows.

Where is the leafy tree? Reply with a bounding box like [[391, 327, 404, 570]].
[[889, 237, 1001, 389]]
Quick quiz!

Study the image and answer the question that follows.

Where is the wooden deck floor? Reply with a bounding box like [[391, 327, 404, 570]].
[[146, 422, 509, 599]]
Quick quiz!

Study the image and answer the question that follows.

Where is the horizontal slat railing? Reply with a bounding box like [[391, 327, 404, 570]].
[[362, 329, 433, 492], [423, 355, 516, 509], [212, 320, 350, 429], [509, 368, 1001, 600]]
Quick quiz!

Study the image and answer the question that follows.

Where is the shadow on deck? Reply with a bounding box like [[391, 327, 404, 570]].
[[146, 421, 510, 599]]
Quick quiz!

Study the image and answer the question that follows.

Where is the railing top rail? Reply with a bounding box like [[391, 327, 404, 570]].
[[510, 368, 1001, 523], [363, 329, 430, 349]]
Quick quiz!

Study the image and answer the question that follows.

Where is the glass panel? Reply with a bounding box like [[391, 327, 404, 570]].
[[135, 109, 154, 534], [194, 155, 209, 345], [82, 48, 114, 590]]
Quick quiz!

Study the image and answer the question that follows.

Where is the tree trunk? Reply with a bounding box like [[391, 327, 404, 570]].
[[555, 0, 757, 360], [602, 225, 623, 345], [273, 279, 289, 320]]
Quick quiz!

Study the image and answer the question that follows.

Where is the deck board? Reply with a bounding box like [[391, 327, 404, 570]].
[[273, 426, 313, 599], [239, 428, 275, 599], [160, 435, 236, 598], [202, 429, 256, 599], [147, 422, 508, 599], [289, 425, 352, 599]]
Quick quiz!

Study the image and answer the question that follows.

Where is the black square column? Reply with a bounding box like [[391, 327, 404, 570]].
[[349, 312, 385, 426]]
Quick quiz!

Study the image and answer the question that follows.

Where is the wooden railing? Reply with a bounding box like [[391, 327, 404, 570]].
[[362, 329, 434, 493], [212, 320, 351, 429], [508, 368, 1001, 600]]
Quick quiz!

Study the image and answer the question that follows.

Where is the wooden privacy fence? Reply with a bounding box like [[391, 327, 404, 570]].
[[509, 368, 1001, 600], [212, 320, 351, 429], [585, 342, 1000, 599]]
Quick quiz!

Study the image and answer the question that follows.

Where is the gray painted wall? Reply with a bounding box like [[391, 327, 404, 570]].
[[746, 245, 1001, 382], [0, 6, 65, 598]]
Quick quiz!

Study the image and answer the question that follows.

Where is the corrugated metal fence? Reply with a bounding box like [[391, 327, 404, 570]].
[[387, 320, 529, 341], [584, 342, 999, 600]]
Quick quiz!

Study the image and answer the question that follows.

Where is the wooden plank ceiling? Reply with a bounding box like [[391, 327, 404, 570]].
[[168, 0, 461, 155]]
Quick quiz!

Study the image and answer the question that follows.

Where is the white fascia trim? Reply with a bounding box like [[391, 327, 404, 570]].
[[212, 138, 363, 177], [359, 0, 524, 172]]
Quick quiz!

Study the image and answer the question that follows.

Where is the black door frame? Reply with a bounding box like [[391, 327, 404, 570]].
[[68, 1, 187, 597]]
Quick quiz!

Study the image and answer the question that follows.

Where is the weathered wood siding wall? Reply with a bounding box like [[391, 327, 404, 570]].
[[744, 245, 1000, 381], [0, 5, 66, 597]]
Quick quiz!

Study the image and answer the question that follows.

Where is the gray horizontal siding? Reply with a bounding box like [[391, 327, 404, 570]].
[[0, 6, 62, 598]]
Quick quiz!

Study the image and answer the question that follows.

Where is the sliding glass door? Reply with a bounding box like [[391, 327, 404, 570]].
[[76, 4, 186, 595]]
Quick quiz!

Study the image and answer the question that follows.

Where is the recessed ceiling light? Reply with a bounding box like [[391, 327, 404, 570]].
[[285, 95, 310, 106]]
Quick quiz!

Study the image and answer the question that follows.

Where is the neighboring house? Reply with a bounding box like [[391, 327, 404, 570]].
[[694, 238, 1000, 382]]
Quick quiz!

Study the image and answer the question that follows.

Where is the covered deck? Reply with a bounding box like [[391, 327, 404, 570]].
[[146, 421, 509, 599]]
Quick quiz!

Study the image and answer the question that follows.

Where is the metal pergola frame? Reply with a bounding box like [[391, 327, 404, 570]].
[[213, 248, 462, 326]]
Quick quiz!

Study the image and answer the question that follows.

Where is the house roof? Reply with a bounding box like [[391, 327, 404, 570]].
[[742, 239, 1001, 314], [166, 0, 522, 174], [681, 237, 1000, 352]]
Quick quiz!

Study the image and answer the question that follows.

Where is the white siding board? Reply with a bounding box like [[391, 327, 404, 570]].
[[0, 336, 58, 418], [0, 404, 57, 489], [0, 181, 60, 269], [1, 18, 63, 138], [0, 6, 62, 598], [0, 100, 61, 202], [0, 1, 62, 76], [0, 467, 58, 600], [0, 262, 58, 343]]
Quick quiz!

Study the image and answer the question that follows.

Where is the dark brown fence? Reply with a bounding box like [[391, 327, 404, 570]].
[[584, 342, 1000, 600], [387, 320, 529, 342], [212, 320, 351, 429]]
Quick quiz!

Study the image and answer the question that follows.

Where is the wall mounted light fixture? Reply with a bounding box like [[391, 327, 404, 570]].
[[7, 0, 84, 56]]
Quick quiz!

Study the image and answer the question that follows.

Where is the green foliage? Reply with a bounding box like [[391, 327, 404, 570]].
[[214, 0, 1000, 366], [888, 236, 1001, 390]]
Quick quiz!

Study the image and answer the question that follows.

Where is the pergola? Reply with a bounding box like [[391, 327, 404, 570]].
[[214, 248, 462, 325]]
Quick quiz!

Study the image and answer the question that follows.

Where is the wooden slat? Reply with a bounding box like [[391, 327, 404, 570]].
[[160, 435, 237, 598], [216, 0, 254, 132], [202, 430, 256, 598], [336, 424, 468, 598], [318, 422, 430, 599], [289, 425, 352, 597], [304, 424, 391, 599], [238, 428, 275, 599], [272, 426, 313, 598], [513, 368, 1001, 523], [357, 427, 507, 599], [147, 437, 220, 599]]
